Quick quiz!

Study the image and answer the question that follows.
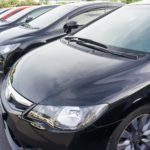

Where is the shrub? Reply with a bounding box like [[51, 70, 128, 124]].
[[0, 0, 41, 8]]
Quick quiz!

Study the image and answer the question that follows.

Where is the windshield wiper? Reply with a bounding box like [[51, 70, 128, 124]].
[[65, 36, 108, 49], [65, 37, 138, 60]]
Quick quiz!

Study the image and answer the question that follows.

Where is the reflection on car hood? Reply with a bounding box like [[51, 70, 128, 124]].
[[10, 40, 144, 106]]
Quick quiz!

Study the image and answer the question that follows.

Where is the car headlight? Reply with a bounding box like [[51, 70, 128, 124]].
[[0, 43, 21, 54], [26, 104, 108, 131]]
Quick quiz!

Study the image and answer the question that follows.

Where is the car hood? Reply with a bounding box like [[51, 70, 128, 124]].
[[0, 25, 39, 45], [10, 40, 143, 106]]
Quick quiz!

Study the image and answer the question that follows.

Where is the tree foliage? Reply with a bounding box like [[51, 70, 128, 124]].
[[0, 0, 142, 8], [111, 0, 141, 4], [0, 0, 41, 8]]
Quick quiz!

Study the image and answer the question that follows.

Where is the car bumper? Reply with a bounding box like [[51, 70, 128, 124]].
[[1, 102, 23, 150], [1, 79, 119, 150]]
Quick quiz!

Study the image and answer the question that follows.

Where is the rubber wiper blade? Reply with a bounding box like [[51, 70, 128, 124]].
[[65, 36, 107, 49], [79, 42, 138, 59], [65, 36, 138, 60]]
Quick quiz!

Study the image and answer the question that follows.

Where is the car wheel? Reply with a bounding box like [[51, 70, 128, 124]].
[[107, 105, 150, 150]]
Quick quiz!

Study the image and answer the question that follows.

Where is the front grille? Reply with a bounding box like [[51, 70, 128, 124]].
[[8, 96, 30, 110]]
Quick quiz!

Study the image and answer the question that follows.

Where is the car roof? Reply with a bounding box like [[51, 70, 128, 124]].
[[15, 6, 31, 10], [19, 5, 58, 11], [25, 5, 58, 9]]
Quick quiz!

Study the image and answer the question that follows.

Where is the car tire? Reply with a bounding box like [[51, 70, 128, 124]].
[[107, 104, 150, 150]]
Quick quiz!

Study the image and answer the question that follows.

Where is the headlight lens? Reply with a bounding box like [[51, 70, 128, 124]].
[[26, 104, 108, 130], [0, 43, 21, 54]]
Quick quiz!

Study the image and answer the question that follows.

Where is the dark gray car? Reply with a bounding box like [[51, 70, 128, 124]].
[[0, 2, 123, 73], [0, 5, 58, 32]]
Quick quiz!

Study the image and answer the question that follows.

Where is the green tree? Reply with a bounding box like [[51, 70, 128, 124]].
[[0, 0, 41, 7], [112, 0, 141, 3], [0, 0, 10, 8], [9, 0, 19, 6], [22, 0, 39, 5], [43, 0, 49, 4]]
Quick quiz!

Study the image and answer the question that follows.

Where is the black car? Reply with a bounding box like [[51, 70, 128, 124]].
[[0, 2, 123, 73], [0, 5, 58, 32], [1, 1, 150, 150]]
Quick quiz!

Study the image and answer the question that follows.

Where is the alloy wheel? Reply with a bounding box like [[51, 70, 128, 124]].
[[117, 114, 150, 150]]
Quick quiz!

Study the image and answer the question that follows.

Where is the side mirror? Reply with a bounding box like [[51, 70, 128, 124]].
[[25, 17, 33, 23], [63, 21, 79, 33]]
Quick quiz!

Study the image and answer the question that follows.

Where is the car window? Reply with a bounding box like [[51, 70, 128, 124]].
[[6, 8, 33, 22], [53, 8, 109, 31], [29, 5, 76, 29], [19, 7, 52, 23], [6, 7, 53, 23], [68, 9, 106, 25], [75, 5, 150, 53]]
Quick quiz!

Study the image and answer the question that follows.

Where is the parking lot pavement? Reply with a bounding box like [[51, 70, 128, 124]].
[[0, 75, 11, 150]]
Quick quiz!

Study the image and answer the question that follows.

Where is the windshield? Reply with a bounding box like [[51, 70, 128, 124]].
[[0, 8, 17, 18], [29, 5, 76, 29], [6, 6, 54, 23], [75, 5, 150, 53], [6, 7, 35, 22]]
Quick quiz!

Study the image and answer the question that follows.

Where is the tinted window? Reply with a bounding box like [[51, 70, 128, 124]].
[[69, 9, 106, 25], [6, 8, 33, 22], [53, 8, 112, 32], [7, 7, 53, 23], [29, 5, 77, 29], [75, 5, 150, 53], [21, 7, 52, 22]]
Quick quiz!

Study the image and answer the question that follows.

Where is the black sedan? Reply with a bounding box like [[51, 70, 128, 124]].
[[1, 1, 150, 150], [0, 5, 58, 32], [0, 2, 123, 73]]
